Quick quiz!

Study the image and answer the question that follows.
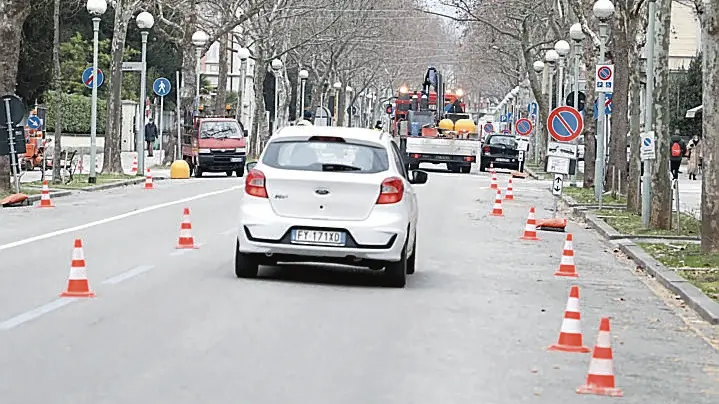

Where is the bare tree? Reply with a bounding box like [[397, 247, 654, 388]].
[[51, 0, 63, 183]]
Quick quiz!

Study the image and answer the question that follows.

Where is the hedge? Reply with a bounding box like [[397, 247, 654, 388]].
[[45, 91, 107, 134]]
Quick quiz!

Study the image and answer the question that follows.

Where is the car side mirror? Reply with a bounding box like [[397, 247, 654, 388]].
[[246, 161, 257, 171], [243, 129, 249, 137], [409, 170, 428, 185]]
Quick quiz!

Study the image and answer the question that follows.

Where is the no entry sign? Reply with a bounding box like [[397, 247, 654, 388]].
[[547, 106, 583, 142], [515, 118, 532, 136]]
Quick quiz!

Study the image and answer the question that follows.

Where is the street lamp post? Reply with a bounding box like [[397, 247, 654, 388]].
[[544, 50, 559, 155], [592, 0, 615, 204], [191, 30, 209, 123], [270, 59, 283, 134], [299, 69, 309, 119], [533, 60, 545, 164], [554, 40, 571, 108], [86, 0, 106, 184], [641, 0, 657, 227], [135, 11, 154, 176], [332, 81, 342, 126], [570, 23, 586, 188], [236, 47, 250, 123]]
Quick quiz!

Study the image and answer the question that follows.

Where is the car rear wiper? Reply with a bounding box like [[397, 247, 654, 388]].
[[321, 163, 362, 172]]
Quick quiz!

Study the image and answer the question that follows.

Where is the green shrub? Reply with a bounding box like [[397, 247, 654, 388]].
[[45, 91, 107, 134]]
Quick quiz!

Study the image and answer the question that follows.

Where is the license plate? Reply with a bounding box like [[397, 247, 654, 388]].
[[435, 155, 450, 160], [291, 229, 346, 246], [496, 158, 509, 162], [230, 157, 244, 162]]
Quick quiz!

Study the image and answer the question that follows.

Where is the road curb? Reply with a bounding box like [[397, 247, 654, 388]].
[[617, 240, 719, 325], [79, 176, 169, 192], [525, 167, 545, 180], [25, 190, 74, 203]]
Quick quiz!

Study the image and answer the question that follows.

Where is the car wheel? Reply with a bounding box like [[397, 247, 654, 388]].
[[235, 240, 259, 278], [384, 239, 408, 288], [226, 170, 234, 177], [194, 166, 203, 178], [460, 165, 471, 174], [479, 161, 487, 172], [406, 236, 417, 275], [236, 168, 244, 177]]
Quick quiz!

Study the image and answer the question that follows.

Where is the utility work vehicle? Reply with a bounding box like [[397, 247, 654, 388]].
[[390, 67, 479, 173], [181, 115, 248, 177]]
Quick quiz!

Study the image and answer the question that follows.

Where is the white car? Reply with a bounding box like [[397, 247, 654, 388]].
[[235, 126, 428, 287]]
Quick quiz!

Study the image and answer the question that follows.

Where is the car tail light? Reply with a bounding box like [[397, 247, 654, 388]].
[[309, 136, 345, 142], [482, 146, 490, 153], [464, 156, 474, 162], [245, 169, 268, 198], [376, 177, 404, 204], [412, 153, 420, 159]]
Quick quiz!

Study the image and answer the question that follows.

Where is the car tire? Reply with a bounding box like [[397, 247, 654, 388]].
[[235, 240, 259, 278], [460, 165, 471, 174], [236, 168, 244, 177], [479, 161, 487, 172], [406, 236, 417, 275], [226, 170, 234, 177], [194, 166, 203, 178], [384, 239, 408, 288]]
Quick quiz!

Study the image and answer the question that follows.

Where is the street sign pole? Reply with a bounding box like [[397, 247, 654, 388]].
[[3, 98, 20, 194], [552, 173, 564, 218], [594, 36, 612, 207], [642, 0, 657, 228], [89, 17, 101, 184], [176, 71, 182, 161]]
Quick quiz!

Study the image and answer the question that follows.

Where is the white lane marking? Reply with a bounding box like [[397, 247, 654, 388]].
[[0, 186, 242, 253], [0, 298, 78, 331], [102, 265, 155, 285], [169, 242, 206, 256]]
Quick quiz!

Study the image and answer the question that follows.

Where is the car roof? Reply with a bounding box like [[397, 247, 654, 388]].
[[272, 126, 389, 147]]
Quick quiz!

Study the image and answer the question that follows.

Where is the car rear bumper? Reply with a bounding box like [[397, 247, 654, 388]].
[[482, 155, 519, 167], [198, 153, 245, 171], [406, 152, 475, 165], [237, 198, 408, 262]]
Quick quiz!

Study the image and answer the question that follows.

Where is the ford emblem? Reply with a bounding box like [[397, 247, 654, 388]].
[[314, 188, 330, 195]]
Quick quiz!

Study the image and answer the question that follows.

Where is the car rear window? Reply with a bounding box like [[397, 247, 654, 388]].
[[489, 136, 517, 147], [262, 140, 389, 173]]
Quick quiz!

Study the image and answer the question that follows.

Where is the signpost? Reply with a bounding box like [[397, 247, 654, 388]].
[[500, 114, 507, 122], [82, 67, 104, 89], [502, 128, 510, 134], [640, 131, 656, 161], [552, 173, 564, 218], [527, 102, 538, 116], [0, 94, 26, 194], [153, 77, 171, 151], [26, 115, 41, 130], [547, 106, 584, 142], [593, 93, 613, 118], [515, 118, 532, 136], [483, 123, 494, 134], [595, 64, 614, 93]]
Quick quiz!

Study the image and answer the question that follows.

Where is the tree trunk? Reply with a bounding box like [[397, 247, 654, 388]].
[[102, 2, 130, 174], [250, 49, 268, 158], [51, 0, 62, 183], [700, 0, 719, 252], [0, 0, 31, 192], [214, 32, 229, 115], [608, 5, 630, 194], [582, 42, 598, 189], [649, 0, 673, 229], [626, 56, 643, 212]]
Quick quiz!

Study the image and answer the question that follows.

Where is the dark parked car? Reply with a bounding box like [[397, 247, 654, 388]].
[[479, 134, 520, 172]]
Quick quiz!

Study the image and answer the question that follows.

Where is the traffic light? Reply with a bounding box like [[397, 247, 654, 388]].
[[385, 104, 393, 115]]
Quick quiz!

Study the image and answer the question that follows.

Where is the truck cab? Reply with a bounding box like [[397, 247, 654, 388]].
[[181, 116, 248, 177]]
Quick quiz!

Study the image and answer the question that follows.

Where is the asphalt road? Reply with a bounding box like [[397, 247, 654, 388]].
[[0, 166, 717, 403]]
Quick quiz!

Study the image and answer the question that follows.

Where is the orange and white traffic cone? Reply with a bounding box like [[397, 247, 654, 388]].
[[555, 233, 579, 277], [176, 208, 199, 249], [131, 154, 138, 174], [60, 239, 96, 298], [504, 178, 514, 200], [144, 168, 154, 189], [37, 180, 54, 208], [489, 189, 504, 217], [548, 285, 590, 353], [520, 207, 540, 240], [577, 317, 623, 397], [490, 171, 498, 189]]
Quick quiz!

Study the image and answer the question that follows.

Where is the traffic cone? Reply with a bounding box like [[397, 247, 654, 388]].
[[489, 189, 504, 217], [490, 171, 498, 189], [520, 207, 540, 240], [144, 168, 154, 189], [176, 208, 199, 249], [504, 178, 514, 200], [37, 180, 54, 208], [555, 233, 579, 277], [60, 239, 96, 298], [548, 286, 590, 353], [577, 317, 623, 397], [131, 154, 138, 174], [77, 158, 84, 174]]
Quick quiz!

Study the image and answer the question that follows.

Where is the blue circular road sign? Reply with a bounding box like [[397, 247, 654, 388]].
[[484, 123, 494, 133], [516, 118, 533, 136], [547, 106, 584, 142], [82, 67, 104, 89], [643, 137, 652, 147], [598, 66, 612, 81], [153, 77, 172, 97], [27, 115, 41, 129]]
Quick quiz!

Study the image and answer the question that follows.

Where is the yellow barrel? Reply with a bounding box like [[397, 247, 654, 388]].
[[170, 159, 191, 179], [454, 118, 476, 133], [438, 119, 454, 131]]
